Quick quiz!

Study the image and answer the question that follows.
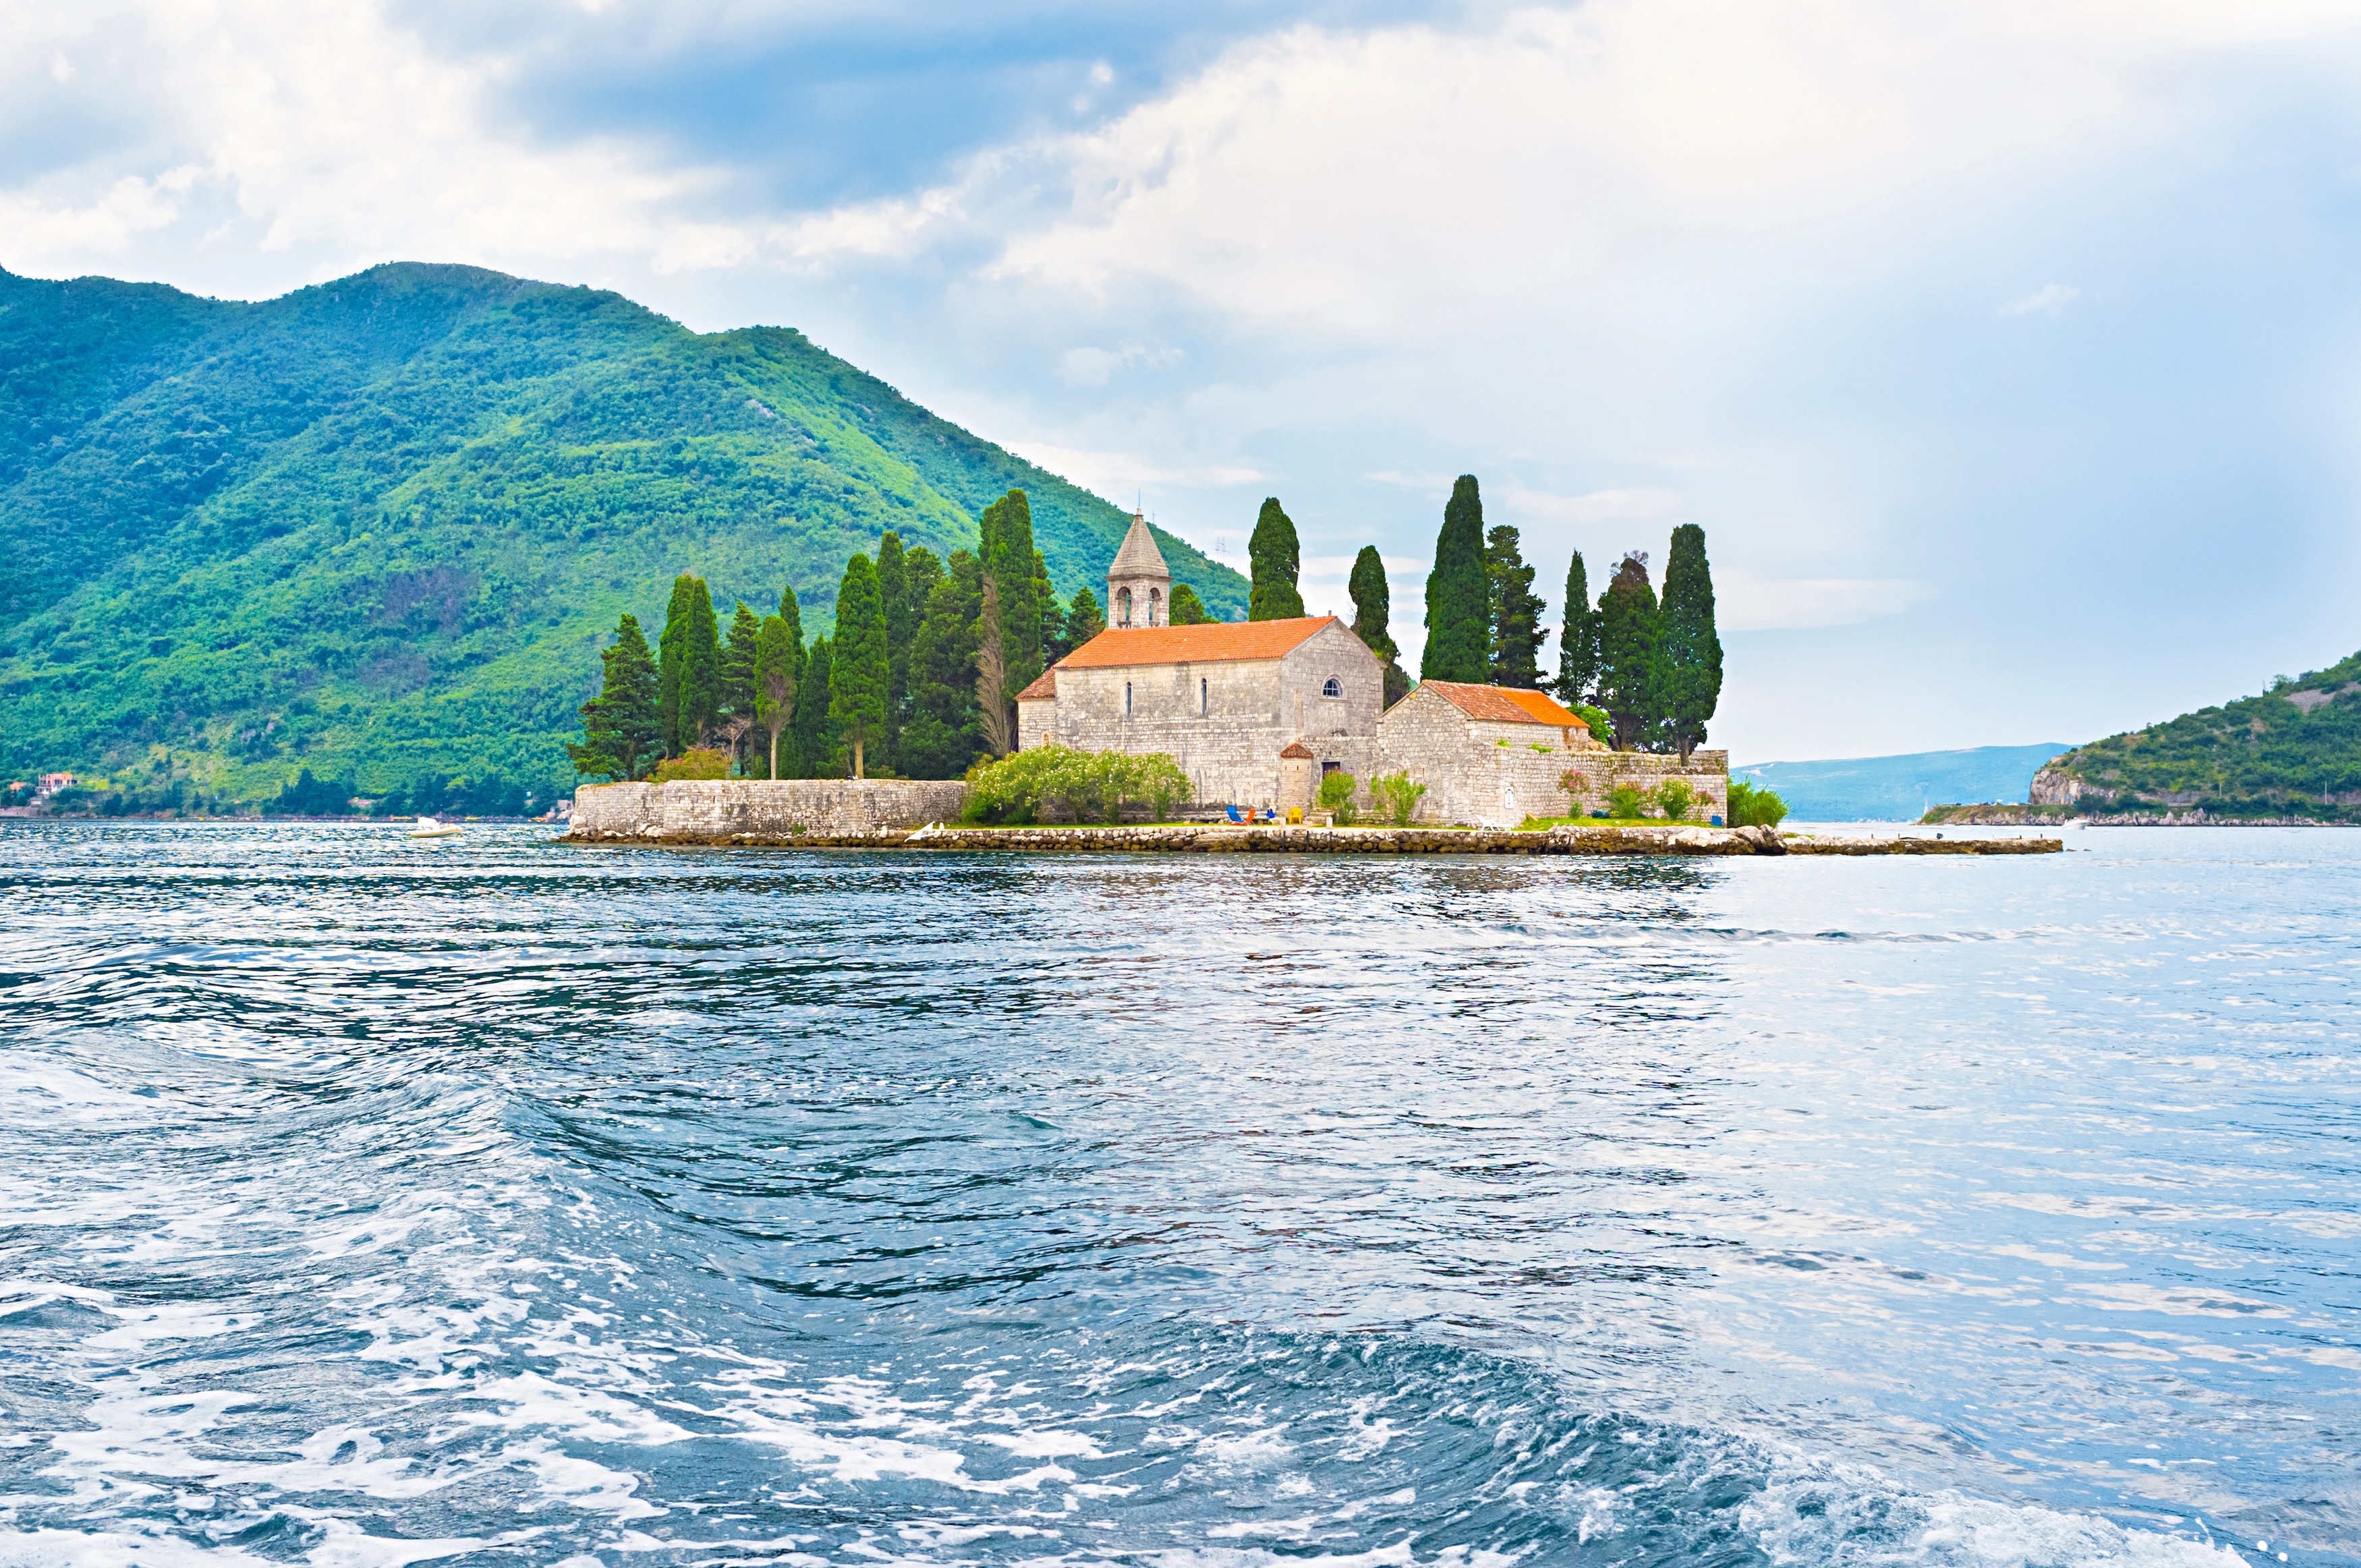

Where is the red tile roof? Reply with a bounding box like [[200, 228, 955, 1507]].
[[1015, 670, 1058, 701], [1055, 616, 1342, 669], [1419, 680, 1585, 727], [1278, 741, 1315, 758]]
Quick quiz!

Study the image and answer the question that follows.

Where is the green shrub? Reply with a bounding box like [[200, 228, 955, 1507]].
[[654, 747, 730, 781], [1726, 778, 1789, 829], [1573, 704, 1613, 745], [1655, 777, 1696, 821], [1373, 770, 1429, 826], [1608, 782, 1646, 819], [1317, 770, 1359, 825], [961, 745, 1191, 824]]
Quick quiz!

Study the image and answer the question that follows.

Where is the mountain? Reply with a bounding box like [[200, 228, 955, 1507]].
[[2026, 649, 2361, 822], [0, 262, 1247, 803], [1732, 743, 2072, 822]]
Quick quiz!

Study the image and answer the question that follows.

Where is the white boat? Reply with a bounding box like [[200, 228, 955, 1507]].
[[406, 815, 462, 840]]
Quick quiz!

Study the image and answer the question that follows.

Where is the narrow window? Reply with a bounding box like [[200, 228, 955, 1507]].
[[1116, 587, 1133, 627], [1321, 676, 1343, 698], [1125, 681, 1133, 716], [1199, 677, 1207, 715], [1149, 587, 1163, 625]]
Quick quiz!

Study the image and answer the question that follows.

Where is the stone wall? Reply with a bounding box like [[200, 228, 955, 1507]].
[[1368, 685, 1727, 826], [569, 779, 968, 840]]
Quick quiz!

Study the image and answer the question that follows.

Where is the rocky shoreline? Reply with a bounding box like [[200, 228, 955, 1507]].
[[564, 821, 2061, 856]]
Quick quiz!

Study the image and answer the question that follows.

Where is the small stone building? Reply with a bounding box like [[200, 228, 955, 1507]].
[[1375, 680, 1728, 826]]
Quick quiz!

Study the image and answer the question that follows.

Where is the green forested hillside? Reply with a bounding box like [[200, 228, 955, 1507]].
[[2041, 649, 2361, 821], [0, 262, 1245, 805]]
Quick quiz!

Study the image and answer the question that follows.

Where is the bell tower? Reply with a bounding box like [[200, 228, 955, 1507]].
[[1108, 510, 1172, 628]]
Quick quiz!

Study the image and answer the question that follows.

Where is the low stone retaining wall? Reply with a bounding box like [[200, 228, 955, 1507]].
[[569, 779, 968, 841], [565, 818, 2061, 856]]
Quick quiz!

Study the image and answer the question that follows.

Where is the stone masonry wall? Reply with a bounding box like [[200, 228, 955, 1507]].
[[1371, 687, 1729, 825], [570, 780, 968, 839]]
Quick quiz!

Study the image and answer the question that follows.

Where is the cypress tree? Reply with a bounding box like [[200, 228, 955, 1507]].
[[567, 612, 662, 781], [828, 553, 890, 778], [1553, 550, 1599, 707], [1660, 523, 1724, 763], [675, 579, 722, 749], [904, 550, 984, 778], [752, 614, 797, 780], [1421, 476, 1489, 683], [1167, 584, 1212, 625], [657, 573, 699, 754], [1485, 525, 1547, 689], [1348, 545, 1411, 708], [774, 584, 807, 777], [977, 490, 1041, 749], [1032, 548, 1062, 660], [1063, 585, 1106, 647], [721, 601, 761, 772], [795, 637, 834, 776], [878, 532, 911, 770], [1247, 497, 1306, 620], [1597, 553, 1665, 751]]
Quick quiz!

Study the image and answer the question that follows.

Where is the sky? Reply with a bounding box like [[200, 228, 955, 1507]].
[[9, 0, 2361, 763]]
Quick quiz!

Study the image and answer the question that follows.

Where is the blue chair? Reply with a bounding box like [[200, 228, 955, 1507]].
[[1225, 805, 1246, 823]]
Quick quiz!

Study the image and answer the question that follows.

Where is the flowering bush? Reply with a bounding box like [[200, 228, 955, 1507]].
[[961, 745, 1192, 824]]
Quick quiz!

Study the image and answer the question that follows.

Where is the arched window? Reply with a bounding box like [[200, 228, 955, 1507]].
[[1199, 677, 1208, 715], [1321, 677, 1343, 698], [1116, 587, 1133, 627], [1149, 587, 1163, 625], [1125, 681, 1133, 716]]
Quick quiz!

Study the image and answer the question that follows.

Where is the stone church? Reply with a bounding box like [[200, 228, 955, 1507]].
[[1017, 513, 1728, 823]]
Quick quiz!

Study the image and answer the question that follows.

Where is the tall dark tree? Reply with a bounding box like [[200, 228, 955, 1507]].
[[656, 573, 699, 754], [1553, 550, 1600, 707], [752, 614, 797, 780], [1167, 583, 1214, 625], [977, 490, 1040, 751], [1247, 497, 1306, 620], [1032, 548, 1063, 661], [1597, 552, 1665, 752], [975, 575, 1011, 757], [1484, 524, 1547, 689], [1348, 545, 1411, 708], [568, 612, 662, 781], [830, 553, 890, 778], [1659, 523, 1724, 763], [794, 637, 834, 776], [677, 581, 722, 749], [773, 584, 807, 777], [1062, 585, 1106, 649], [1421, 475, 1489, 683], [903, 550, 984, 778], [720, 600, 761, 772], [877, 531, 911, 770]]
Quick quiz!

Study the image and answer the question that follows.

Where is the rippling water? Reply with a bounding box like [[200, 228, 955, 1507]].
[[1, 823, 2354, 1568]]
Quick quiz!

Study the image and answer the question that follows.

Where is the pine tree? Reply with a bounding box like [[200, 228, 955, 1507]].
[[753, 614, 797, 780], [795, 637, 834, 776], [1247, 497, 1307, 620], [904, 550, 984, 778], [877, 532, 910, 771], [1421, 476, 1489, 683], [774, 584, 807, 777], [1348, 545, 1411, 707], [1168, 583, 1213, 625], [1063, 585, 1106, 647], [1485, 525, 1547, 689], [977, 490, 1040, 751], [721, 601, 761, 772], [657, 573, 699, 754], [1553, 550, 1599, 707], [1031, 548, 1063, 661], [829, 553, 890, 778], [1660, 523, 1724, 763], [677, 580, 722, 748], [1597, 553, 1665, 751], [567, 612, 662, 781]]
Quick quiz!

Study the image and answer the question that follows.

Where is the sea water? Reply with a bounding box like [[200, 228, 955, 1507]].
[[0, 823, 2353, 1567]]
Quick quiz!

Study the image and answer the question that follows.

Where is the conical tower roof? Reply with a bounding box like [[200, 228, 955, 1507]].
[[1109, 512, 1170, 581]]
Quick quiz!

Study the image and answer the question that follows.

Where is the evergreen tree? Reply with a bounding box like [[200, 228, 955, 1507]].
[[1660, 523, 1724, 763], [1348, 545, 1411, 707], [977, 490, 1040, 751], [774, 584, 807, 777], [567, 612, 662, 782], [1553, 550, 1600, 707], [677, 580, 722, 748], [1484, 524, 1547, 689], [656, 573, 699, 754], [1063, 585, 1106, 648], [877, 531, 911, 770], [829, 553, 890, 778], [1421, 475, 1489, 683], [975, 575, 1011, 757], [904, 551, 984, 778], [1247, 496, 1306, 620], [1032, 548, 1062, 660], [1597, 553, 1666, 751], [795, 637, 834, 776], [721, 600, 761, 772], [752, 614, 797, 780], [1168, 583, 1214, 625]]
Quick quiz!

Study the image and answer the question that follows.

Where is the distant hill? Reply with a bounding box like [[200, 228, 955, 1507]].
[[1732, 744, 2072, 822], [2030, 649, 2361, 822], [0, 262, 1247, 801]]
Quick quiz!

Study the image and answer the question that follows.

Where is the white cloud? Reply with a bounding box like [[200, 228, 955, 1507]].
[[1058, 343, 1184, 386], [50, 49, 73, 83], [1717, 577, 1934, 632], [1004, 441, 1267, 498], [1999, 282, 2080, 316], [1508, 486, 1682, 523]]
